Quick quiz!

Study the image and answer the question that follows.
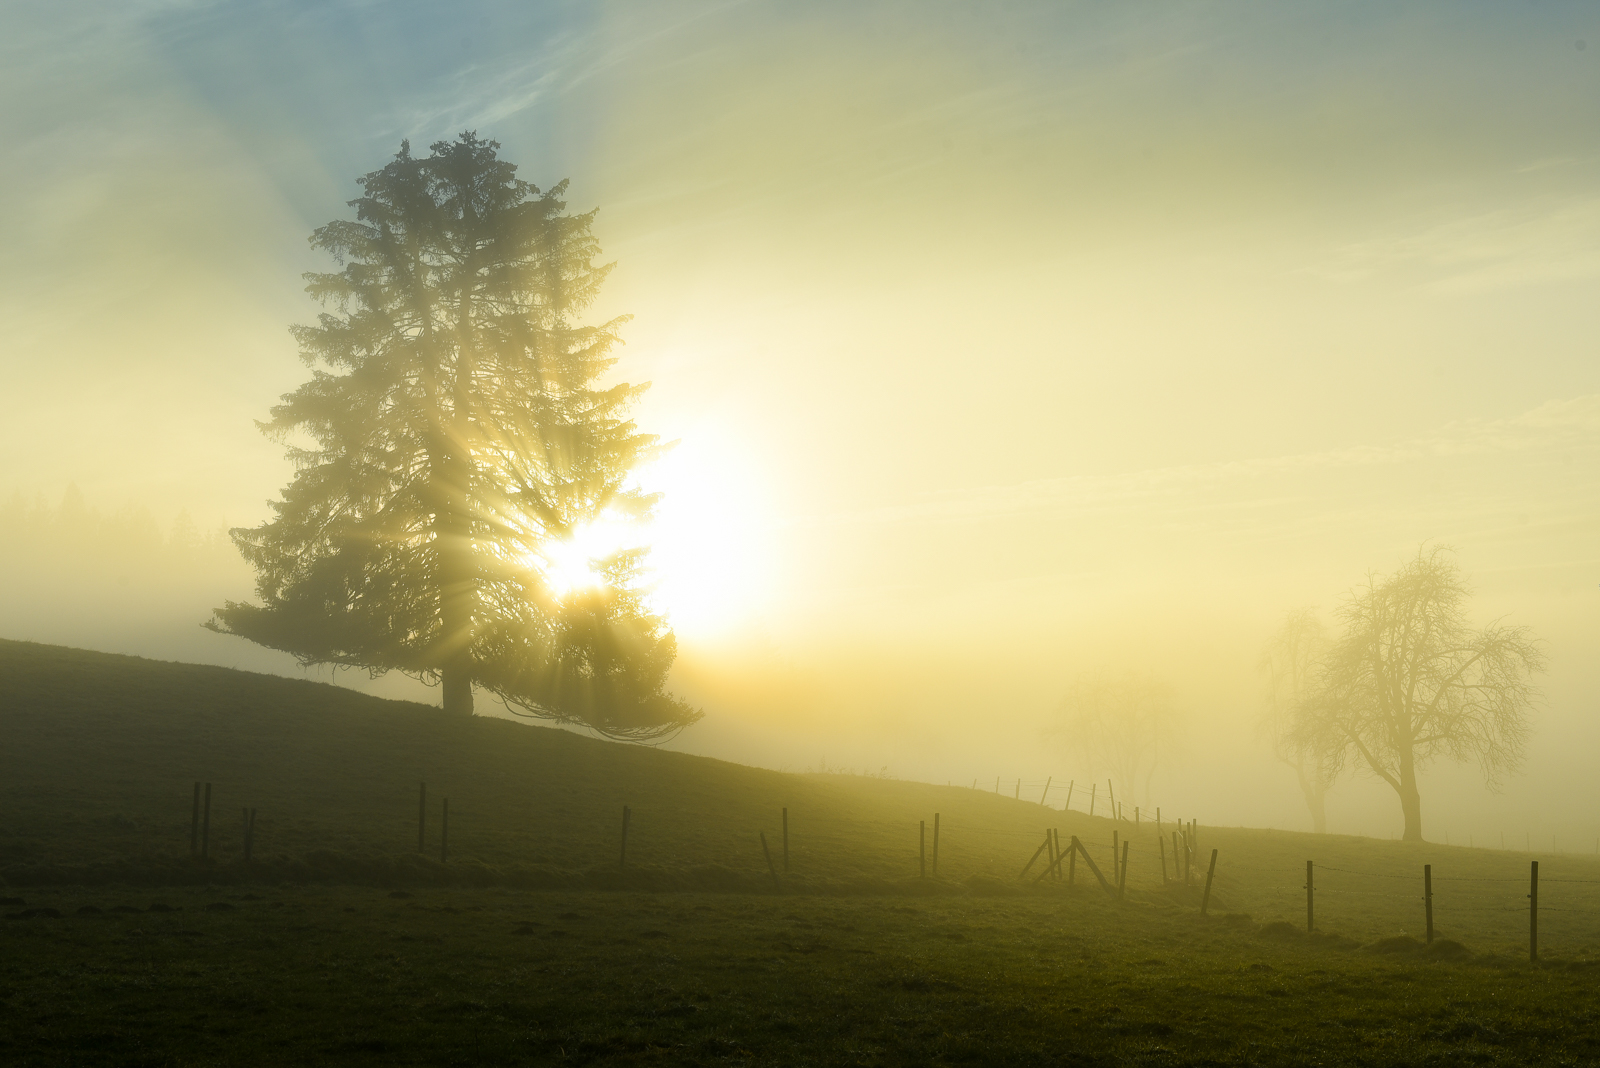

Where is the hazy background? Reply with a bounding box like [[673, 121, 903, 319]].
[[3, 0, 1597, 847]]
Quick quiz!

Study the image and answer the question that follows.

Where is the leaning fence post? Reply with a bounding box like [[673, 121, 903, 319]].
[[1118, 840, 1130, 901], [919, 820, 926, 877], [1305, 860, 1314, 932], [1529, 860, 1539, 963], [1068, 836, 1116, 898], [1040, 776, 1052, 806], [760, 831, 781, 890], [201, 782, 212, 860], [1423, 864, 1433, 944], [1090, 782, 1097, 817], [932, 813, 941, 876], [1200, 848, 1218, 915], [1020, 830, 1051, 880], [1065, 780, 1074, 811], [620, 805, 631, 868]]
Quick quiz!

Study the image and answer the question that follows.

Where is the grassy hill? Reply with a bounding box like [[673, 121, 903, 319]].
[[5, 638, 1599, 959], [9, 640, 1600, 1065]]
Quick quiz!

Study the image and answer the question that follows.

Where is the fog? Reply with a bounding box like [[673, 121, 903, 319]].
[[4, 2, 1597, 847]]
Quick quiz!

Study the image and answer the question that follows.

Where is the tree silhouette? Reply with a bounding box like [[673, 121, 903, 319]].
[[1293, 548, 1542, 842], [211, 134, 699, 739], [1051, 673, 1177, 808], [1258, 608, 1335, 833]]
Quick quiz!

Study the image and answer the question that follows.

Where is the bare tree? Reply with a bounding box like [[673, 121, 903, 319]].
[[1258, 609, 1336, 833], [1051, 673, 1178, 809], [1293, 548, 1543, 842]]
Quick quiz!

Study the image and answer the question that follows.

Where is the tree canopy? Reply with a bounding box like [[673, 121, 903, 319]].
[[211, 133, 700, 740], [1292, 548, 1542, 841]]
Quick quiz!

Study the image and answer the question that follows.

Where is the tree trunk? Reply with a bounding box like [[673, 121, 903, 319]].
[[1294, 762, 1327, 834], [442, 666, 474, 716], [1398, 754, 1423, 842]]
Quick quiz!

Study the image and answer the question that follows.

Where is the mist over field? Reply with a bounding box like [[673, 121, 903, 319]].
[[4, 0, 1598, 850]]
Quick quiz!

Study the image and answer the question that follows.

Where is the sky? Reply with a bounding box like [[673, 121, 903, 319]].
[[3, 0, 1598, 847]]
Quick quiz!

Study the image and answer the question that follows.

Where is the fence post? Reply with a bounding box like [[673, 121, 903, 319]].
[[1305, 860, 1314, 933], [1020, 830, 1051, 880], [782, 808, 789, 871], [1113, 830, 1119, 883], [1065, 780, 1074, 811], [1068, 841, 1076, 885], [620, 805, 631, 868], [1529, 860, 1539, 963], [1107, 779, 1116, 819], [418, 782, 426, 853], [1040, 777, 1052, 806], [1201, 848, 1219, 915], [760, 831, 781, 890], [1423, 863, 1433, 944], [1118, 840, 1130, 901], [1159, 835, 1168, 885], [1015, 778, 1020, 800], [190, 783, 201, 858], [1090, 783, 1097, 817], [919, 820, 926, 877], [932, 813, 941, 877], [441, 798, 449, 863], [1135, 806, 1140, 828], [201, 782, 212, 860]]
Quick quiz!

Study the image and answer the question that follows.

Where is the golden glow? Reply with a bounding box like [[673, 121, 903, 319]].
[[531, 518, 631, 598], [634, 429, 778, 641]]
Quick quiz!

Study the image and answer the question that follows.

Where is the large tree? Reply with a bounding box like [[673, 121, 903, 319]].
[[1293, 548, 1542, 842], [1258, 608, 1335, 833], [211, 133, 699, 739]]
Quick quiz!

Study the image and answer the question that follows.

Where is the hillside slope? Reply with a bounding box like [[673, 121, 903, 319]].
[[4, 639, 1598, 957]]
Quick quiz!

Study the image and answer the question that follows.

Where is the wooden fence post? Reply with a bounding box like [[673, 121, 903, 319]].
[[1159, 835, 1168, 885], [620, 805, 631, 868], [1090, 782, 1097, 817], [1305, 860, 1314, 932], [441, 798, 449, 863], [1200, 849, 1218, 915], [1065, 780, 1074, 811], [1424, 863, 1433, 945], [1118, 840, 1129, 901], [932, 813, 941, 877], [1529, 860, 1539, 963], [782, 807, 789, 871], [1019, 830, 1051, 880], [1112, 830, 1119, 882], [1040, 777, 1052, 806], [760, 831, 781, 890], [190, 783, 201, 858], [418, 782, 426, 853], [1068, 836, 1116, 898], [1135, 806, 1140, 828], [919, 820, 926, 877], [1068, 840, 1076, 885], [1107, 779, 1116, 818], [201, 782, 212, 860]]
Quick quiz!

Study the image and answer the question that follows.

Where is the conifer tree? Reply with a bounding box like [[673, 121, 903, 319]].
[[211, 133, 699, 739]]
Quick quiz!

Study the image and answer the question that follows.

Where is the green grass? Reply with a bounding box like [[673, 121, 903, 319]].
[[5, 638, 1600, 1064]]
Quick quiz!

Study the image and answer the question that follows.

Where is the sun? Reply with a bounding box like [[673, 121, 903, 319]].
[[531, 518, 634, 597]]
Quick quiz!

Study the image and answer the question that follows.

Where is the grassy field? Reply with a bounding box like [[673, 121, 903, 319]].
[[5, 638, 1600, 1064]]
